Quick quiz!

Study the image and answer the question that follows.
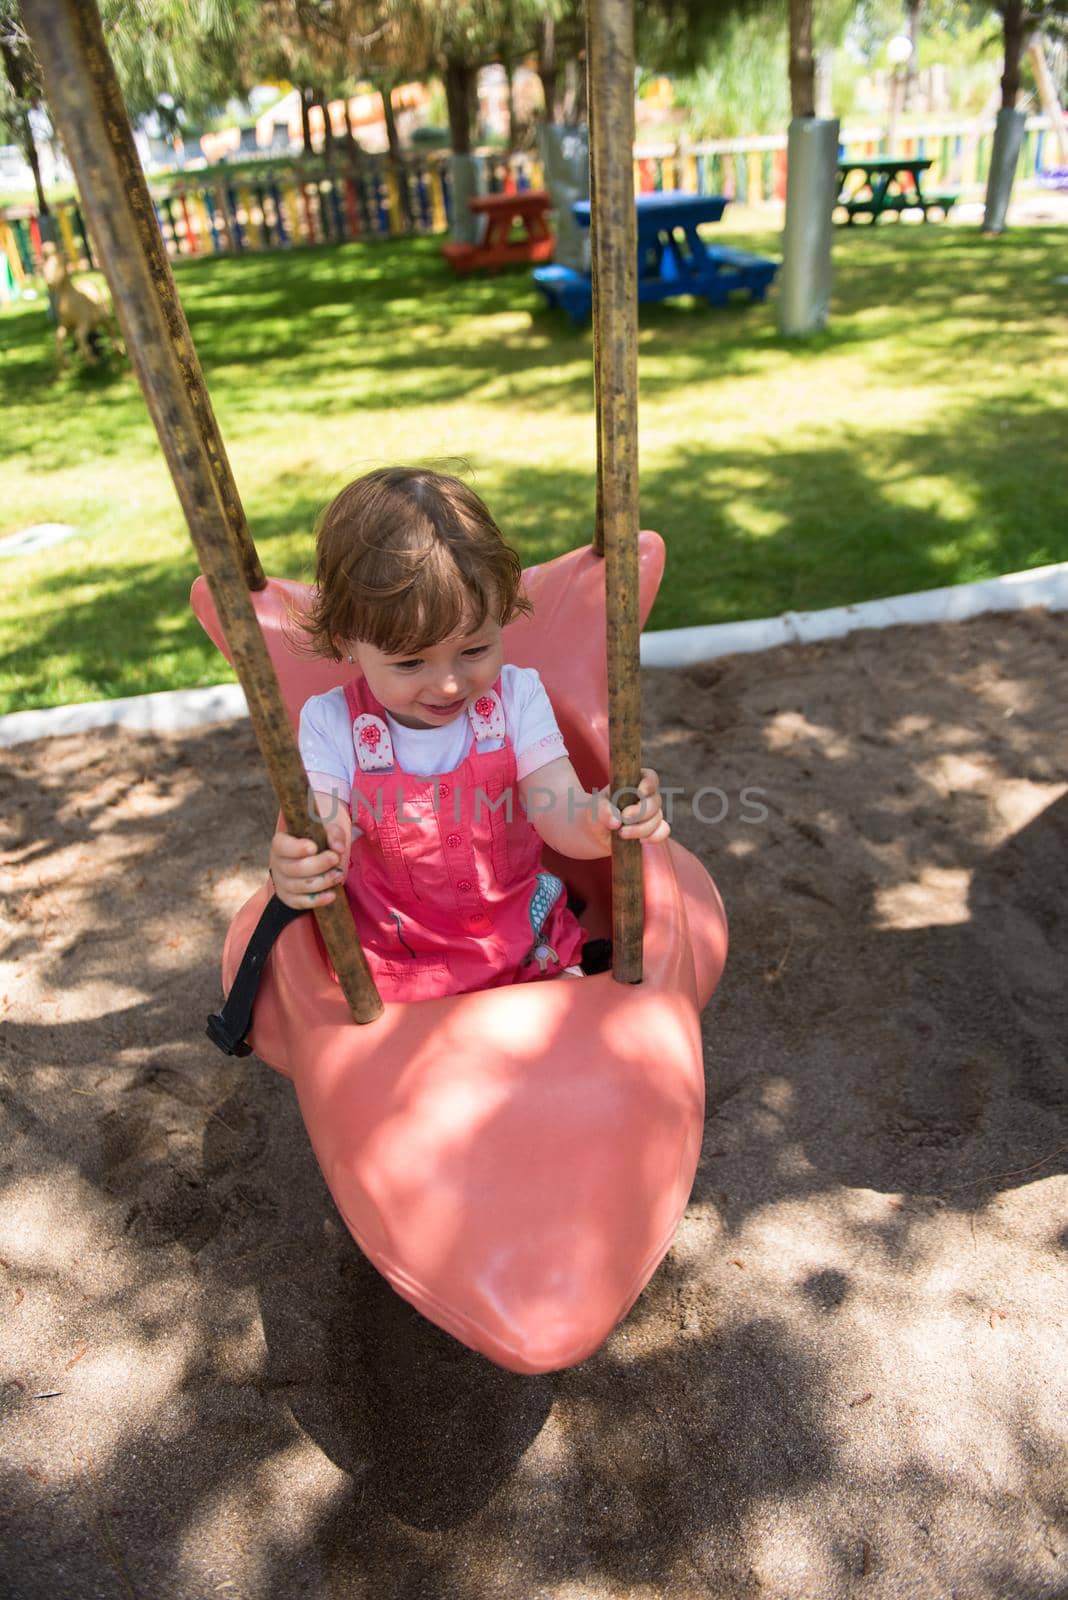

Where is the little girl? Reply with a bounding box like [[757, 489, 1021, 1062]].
[[270, 467, 670, 1002]]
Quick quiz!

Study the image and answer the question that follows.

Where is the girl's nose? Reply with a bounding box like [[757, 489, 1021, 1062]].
[[433, 669, 461, 698]]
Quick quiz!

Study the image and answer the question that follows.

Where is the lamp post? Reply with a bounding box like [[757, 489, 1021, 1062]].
[[886, 34, 913, 157]]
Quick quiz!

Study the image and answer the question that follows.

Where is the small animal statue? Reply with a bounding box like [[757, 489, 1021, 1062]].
[[40, 242, 124, 371]]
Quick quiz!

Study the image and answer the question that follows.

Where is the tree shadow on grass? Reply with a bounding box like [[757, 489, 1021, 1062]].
[[639, 389, 1068, 629], [153, 225, 1068, 427], [6, 375, 1066, 714], [3, 225, 1064, 470]]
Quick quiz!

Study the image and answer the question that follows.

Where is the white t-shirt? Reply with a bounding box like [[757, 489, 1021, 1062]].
[[299, 662, 568, 805]]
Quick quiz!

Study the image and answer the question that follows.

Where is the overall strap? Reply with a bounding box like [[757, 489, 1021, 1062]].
[[342, 680, 414, 902], [344, 680, 395, 773], [466, 682, 506, 753], [344, 676, 506, 763]]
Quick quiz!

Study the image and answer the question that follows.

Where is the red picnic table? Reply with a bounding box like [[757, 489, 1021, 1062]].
[[442, 189, 556, 274]]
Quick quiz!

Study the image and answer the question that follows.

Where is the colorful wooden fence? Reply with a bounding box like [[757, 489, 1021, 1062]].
[[1, 115, 1059, 284], [632, 115, 1058, 205], [1, 151, 541, 275], [0, 214, 33, 303]]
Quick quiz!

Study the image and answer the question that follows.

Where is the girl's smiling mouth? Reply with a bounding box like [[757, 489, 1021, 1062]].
[[422, 696, 468, 715]]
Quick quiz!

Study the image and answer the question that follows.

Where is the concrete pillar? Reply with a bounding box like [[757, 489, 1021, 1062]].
[[983, 107, 1027, 233], [778, 116, 840, 338], [448, 153, 487, 244], [538, 123, 590, 271]]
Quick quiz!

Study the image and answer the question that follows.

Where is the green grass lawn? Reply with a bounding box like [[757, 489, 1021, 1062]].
[[1, 212, 1066, 714]]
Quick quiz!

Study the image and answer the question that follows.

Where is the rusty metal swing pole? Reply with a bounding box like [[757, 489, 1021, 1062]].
[[22, 0, 383, 1025], [587, 0, 644, 983], [587, 8, 605, 561]]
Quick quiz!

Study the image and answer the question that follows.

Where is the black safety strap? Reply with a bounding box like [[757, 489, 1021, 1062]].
[[567, 893, 614, 975], [205, 895, 307, 1056], [580, 938, 613, 975], [206, 901, 613, 1056]]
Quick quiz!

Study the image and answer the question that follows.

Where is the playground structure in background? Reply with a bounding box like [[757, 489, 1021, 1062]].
[[0, 111, 1061, 296]]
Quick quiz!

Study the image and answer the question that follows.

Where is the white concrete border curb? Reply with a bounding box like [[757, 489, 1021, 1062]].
[[0, 683, 248, 749], [2, 561, 1066, 748], [639, 561, 1068, 668]]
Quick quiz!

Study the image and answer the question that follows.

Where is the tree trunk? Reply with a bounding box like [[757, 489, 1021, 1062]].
[[539, 65, 559, 122], [788, 0, 816, 119], [342, 96, 364, 171], [904, 0, 923, 110], [538, 15, 558, 121], [1000, 0, 1026, 110], [561, 57, 578, 123], [561, 54, 587, 124], [380, 81, 413, 227], [22, 109, 50, 215], [1, 39, 50, 214], [317, 88, 335, 159], [300, 86, 314, 157], [468, 63, 481, 144], [444, 57, 475, 154], [381, 83, 401, 162], [504, 60, 517, 151]]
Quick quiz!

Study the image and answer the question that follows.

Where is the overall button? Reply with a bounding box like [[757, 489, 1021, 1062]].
[[469, 912, 487, 926], [456, 878, 472, 892], [445, 832, 462, 849], [438, 783, 451, 798]]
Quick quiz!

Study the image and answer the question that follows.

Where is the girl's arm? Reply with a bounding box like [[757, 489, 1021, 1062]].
[[269, 790, 351, 909], [518, 757, 670, 860]]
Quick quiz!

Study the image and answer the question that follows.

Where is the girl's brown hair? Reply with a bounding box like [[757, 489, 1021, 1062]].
[[302, 467, 532, 660]]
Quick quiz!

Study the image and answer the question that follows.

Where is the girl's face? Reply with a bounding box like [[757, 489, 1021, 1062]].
[[352, 613, 503, 730]]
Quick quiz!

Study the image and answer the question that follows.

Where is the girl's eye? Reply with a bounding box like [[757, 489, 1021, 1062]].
[[393, 659, 423, 671], [462, 646, 489, 659]]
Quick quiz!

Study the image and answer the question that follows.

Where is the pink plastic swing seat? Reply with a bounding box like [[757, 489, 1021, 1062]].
[[192, 532, 728, 1373]]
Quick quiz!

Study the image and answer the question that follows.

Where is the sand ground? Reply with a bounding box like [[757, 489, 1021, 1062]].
[[1, 611, 1066, 1600]]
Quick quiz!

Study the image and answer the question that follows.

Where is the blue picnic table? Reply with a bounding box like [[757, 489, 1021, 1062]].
[[533, 191, 779, 323]]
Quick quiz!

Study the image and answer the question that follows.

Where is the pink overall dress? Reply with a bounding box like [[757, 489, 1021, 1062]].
[[339, 675, 585, 1003]]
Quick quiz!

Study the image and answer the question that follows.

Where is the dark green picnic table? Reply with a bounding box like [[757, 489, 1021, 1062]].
[[836, 157, 958, 223]]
